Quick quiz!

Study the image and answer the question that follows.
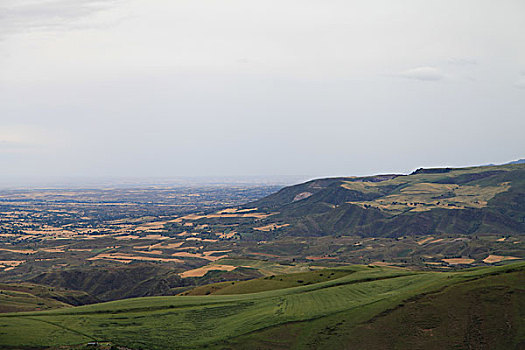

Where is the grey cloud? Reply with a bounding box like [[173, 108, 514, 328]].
[[0, 0, 122, 35], [0, 0, 524, 179], [515, 78, 525, 89], [447, 58, 478, 66], [236, 58, 250, 64], [0, 139, 38, 154], [397, 67, 445, 81]]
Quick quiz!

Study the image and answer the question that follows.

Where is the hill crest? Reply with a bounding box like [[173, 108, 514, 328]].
[[242, 163, 525, 237]]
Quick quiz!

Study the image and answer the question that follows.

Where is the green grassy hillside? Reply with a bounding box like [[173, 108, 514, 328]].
[[223, 266, 525, 350], [182, 268, 353, 295], [1, 263, 523, 349], [244, 163, 525, 237], [0, 283, 96, 313]]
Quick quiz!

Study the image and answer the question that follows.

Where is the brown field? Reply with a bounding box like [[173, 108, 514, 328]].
[[179, 264, 236, 278], [306, 256, 337, 260], [39, 248, 66, 253], [176, 232, 196, 237], [253, 223, 290, 232], [173, 214, 205, 222], [174, 211, 272, 223], [217, 208, 258, 214], [204, 255, 229, 262], [217, 208, 238, 214], [80, 235, 109, 240], [139, 234, 169, 240], [183, 237, 217, 242], [161, 242, 185, 249], [217, 231, 236, 239], [15, 235, 37, 241], [417, 237, 434, 245], [0, 260, 25, 270], [171, 250, 229, 261], [108, 259, 133, 263], [202, 251, 230, 261], [345, 180, 511, 214], [133, 250, 163, 255], [171, 252, 204, 259], [482, 255, 521, 264], [133, 242, 184, 250], [237, 208, 258, 213], [0, 248, 37, 254], [203, 250, 231, 256], [88, 253, 183, 263], [442, 258, 475, 265], [249, 252, 281, 258], [114, 235, 140, 240], [171, 246, 194, 251]]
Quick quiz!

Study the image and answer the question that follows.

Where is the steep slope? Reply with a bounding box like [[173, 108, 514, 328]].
[[27, 263, 263, 302], [28, 264, 189, 301], [0, 283, 97, 313], [245, 163, 525, 237]]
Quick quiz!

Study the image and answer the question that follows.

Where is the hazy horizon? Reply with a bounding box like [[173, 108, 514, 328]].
[[0, 158, 522, 189], [1, 1, 524, 180]]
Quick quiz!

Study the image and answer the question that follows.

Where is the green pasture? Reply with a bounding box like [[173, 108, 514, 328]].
[[0, 263, 523, 349], [184, 268, 353, 295]]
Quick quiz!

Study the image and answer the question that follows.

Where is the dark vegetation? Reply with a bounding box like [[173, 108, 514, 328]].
[[241, 163, 525, 238], [0, 282, 96, 313], [25, 264, 263, 303]]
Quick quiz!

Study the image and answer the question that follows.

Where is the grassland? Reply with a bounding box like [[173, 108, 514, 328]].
[[0, 284, 68, 313], [0, 283, 96, 313], [225, 265, 524, 350], [1, 262, 523, 349], [182, 268, 353, 295]]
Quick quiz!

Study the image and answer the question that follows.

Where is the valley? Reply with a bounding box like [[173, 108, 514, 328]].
[[0, 163, 524, 349]]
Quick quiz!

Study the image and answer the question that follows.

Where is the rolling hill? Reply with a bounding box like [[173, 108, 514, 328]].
[[0, 283, 97, 313], [0, 262, 523, 349], [24, 263, 263, 302], [243, 163, 525, 238]]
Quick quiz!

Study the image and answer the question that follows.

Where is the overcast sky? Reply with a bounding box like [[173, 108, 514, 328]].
[[1, 0, 524, 183]]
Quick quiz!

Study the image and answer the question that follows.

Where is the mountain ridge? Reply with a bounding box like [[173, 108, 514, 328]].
[[242, 163, 525, 238]]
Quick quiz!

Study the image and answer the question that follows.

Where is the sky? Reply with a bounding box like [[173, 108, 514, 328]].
[[1, 0, 524, 184]]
